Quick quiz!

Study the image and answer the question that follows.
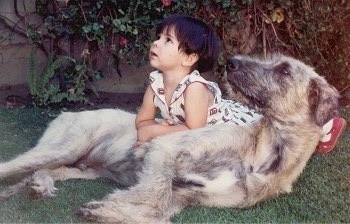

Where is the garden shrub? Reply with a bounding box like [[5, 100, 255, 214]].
[[2, 0, 349, 105]]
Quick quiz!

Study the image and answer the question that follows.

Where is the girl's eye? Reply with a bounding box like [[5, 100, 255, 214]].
[[166, 38, 172, 43]]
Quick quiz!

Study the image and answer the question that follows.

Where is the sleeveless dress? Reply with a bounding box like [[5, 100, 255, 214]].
[[149, 70, 263, 126]]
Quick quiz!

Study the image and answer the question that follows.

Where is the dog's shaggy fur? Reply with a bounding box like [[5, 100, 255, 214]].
[[0, 54, 339, 223]]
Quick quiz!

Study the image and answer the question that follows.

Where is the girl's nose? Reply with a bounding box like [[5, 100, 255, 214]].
[[152, 40, 158, 47]]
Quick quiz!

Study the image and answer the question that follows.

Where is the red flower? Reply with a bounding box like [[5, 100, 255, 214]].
[[119, 37, 128, 47], [162, 0, 171, 7]]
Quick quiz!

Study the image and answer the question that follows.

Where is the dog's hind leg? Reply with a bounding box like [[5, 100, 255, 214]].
[[0, 135, 92, 179], [0, 112, 99, 179]]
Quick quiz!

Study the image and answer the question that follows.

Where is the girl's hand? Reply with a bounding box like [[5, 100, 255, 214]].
[[133, 125, 155, 148], [136, 125, 157, 143], [160, 118, 175, 126], [132, 141, 144, 148], [135, 121, 188, 148], [135, 120, 175, 146]]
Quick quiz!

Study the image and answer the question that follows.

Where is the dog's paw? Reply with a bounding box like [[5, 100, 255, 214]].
[[76, 201, 118, 222], [80, 201, 104, 210], [76, 200, 137, 223], [28, 170, 57, 199], [76, 204, 100, 221]]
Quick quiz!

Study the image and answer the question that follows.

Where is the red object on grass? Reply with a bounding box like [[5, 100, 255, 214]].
[[317, 117, 347, 153]]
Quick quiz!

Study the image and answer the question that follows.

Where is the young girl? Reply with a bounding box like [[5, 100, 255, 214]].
[[135, 14, 261, 146], [135, 14, 346, 153]]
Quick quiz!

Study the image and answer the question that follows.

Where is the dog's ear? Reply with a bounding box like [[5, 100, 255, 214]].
[[308, 78, 340, 126]]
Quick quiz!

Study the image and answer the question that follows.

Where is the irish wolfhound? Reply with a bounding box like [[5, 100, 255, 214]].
[[0, 54, 339, 223]]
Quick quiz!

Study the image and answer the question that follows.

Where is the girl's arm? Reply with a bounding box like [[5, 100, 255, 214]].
[[135, 85, 187, 144], [183, 81, 212, 128], [135, 85, 157, 129], [134, 82, 211, 145]]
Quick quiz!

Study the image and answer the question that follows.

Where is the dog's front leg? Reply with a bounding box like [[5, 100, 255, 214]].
[[78, 148, 182, 223], [0, 166, 100, 200]]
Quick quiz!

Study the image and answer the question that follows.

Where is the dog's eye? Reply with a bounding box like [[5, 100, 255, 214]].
[[280, 67, 290, 76], [274, 63, 291, 76]]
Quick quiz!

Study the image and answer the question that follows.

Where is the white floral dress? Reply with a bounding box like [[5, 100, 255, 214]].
[[149, 70, 263, 126]]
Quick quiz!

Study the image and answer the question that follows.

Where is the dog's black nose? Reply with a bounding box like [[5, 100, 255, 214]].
[[227, 58, 241, 71]]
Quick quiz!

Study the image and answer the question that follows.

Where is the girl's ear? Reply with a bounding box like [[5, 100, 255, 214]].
[[182, 53, 199, 67]]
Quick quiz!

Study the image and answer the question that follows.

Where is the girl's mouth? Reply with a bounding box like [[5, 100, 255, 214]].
[[149, 51, 157, 57], [149, 51, 158, 59]]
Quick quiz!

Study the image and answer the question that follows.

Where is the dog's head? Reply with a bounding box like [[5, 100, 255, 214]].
[[225, 54, 339, 126]]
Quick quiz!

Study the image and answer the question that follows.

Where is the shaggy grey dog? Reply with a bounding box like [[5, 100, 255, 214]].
[[0, 54, 339, 223]]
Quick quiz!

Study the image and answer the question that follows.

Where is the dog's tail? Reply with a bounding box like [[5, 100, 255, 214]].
[[0, 176, 32, 200]]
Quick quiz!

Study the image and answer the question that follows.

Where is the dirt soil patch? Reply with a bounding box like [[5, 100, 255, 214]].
[[0, 84, 143, 111]]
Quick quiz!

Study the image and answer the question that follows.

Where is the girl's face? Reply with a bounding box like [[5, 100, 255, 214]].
[[149, 28, 187, 73]]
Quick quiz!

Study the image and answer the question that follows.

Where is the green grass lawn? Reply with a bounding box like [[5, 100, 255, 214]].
[[0, 107, 349, 223]]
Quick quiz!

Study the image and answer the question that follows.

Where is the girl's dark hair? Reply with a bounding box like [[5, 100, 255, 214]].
[[156, 14, 220, 73]]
